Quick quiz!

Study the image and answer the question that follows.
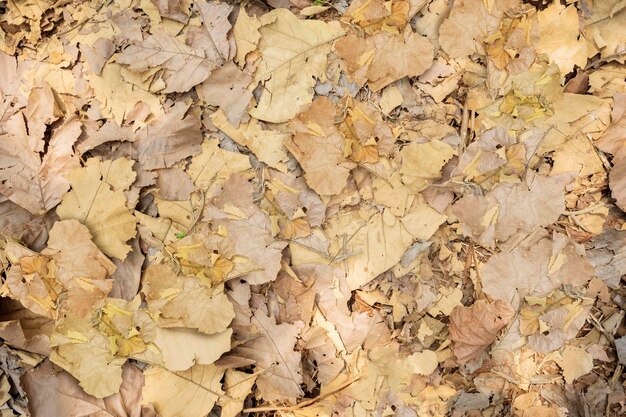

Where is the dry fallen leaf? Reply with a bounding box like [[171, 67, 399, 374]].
[[248, 9, 345, 123], [233, 311, 304, 403], [336, 30, 434, 91], [0, 115, 81, 215], [56, 158, 138, 260], [142, 364, 225, 417], [450, 300, 515, 364]]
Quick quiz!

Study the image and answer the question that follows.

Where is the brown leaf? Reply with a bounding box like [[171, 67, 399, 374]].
[[22, 360, 155, 417], [152, 0, 190, 23], [132, 102, 203, 171], [450, 300, 515, 364], [196, 63, 252, 127]]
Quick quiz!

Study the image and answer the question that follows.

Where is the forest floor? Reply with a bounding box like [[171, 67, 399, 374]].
[[0, 0, 626, 416]]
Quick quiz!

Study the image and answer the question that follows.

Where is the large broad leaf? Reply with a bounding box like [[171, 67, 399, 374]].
[[142, 364, 225, 417], [248, 9, 345, 123], [56, 158, 138, 260]]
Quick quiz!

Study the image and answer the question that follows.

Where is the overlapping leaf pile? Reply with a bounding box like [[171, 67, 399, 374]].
[[0, 0, 625, 416]]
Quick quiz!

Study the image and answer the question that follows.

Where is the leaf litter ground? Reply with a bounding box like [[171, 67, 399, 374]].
[[0, 0, 626, 416]]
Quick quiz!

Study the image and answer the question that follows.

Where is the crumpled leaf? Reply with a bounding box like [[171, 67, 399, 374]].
[[233, 311, 304, 403], [336, 30, 434, 91], [0, 114, 81, 215], [285, 97, 354, 196], [450, 300, 515, 364], [248, 8, 345, 123], [2, 220, 115, 318], [206, 175, 286, 285], [142, 364, 225, 417], [117, 28, 220, 93], [50, 314, 128, 398], [56, 158, 138, 260]]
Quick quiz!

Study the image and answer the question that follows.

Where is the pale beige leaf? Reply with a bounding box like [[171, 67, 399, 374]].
[[142, 364, 225, 417], [155, 327, 232, 371], [537, 3, 588, 77], [438, 0, 517, 58], [87, 63, 164, 126], [151, 0, 190, 23], [56, 158, 138, 260], [453, 175, 566, 248], [211, 109, 289, 169], [556, 346, 594, 384], [248, 9, 345, 123], [196, 62, 252, 127], [233, 9, 261, 66], [480, 231, 595, 309], [218, 369, 257, 417], [449, 300, 515, 364], [194, 0, 233, 61], [399, 139, 455, 192], [206, 175, 286, 285], [285, 97, 354, 195], [143, 264, 235, 334], [186, 140, 251, 190], [50, 315, 127, 398]]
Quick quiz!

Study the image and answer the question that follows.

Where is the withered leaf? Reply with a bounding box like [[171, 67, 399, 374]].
[[450, 300, 515, 364]]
